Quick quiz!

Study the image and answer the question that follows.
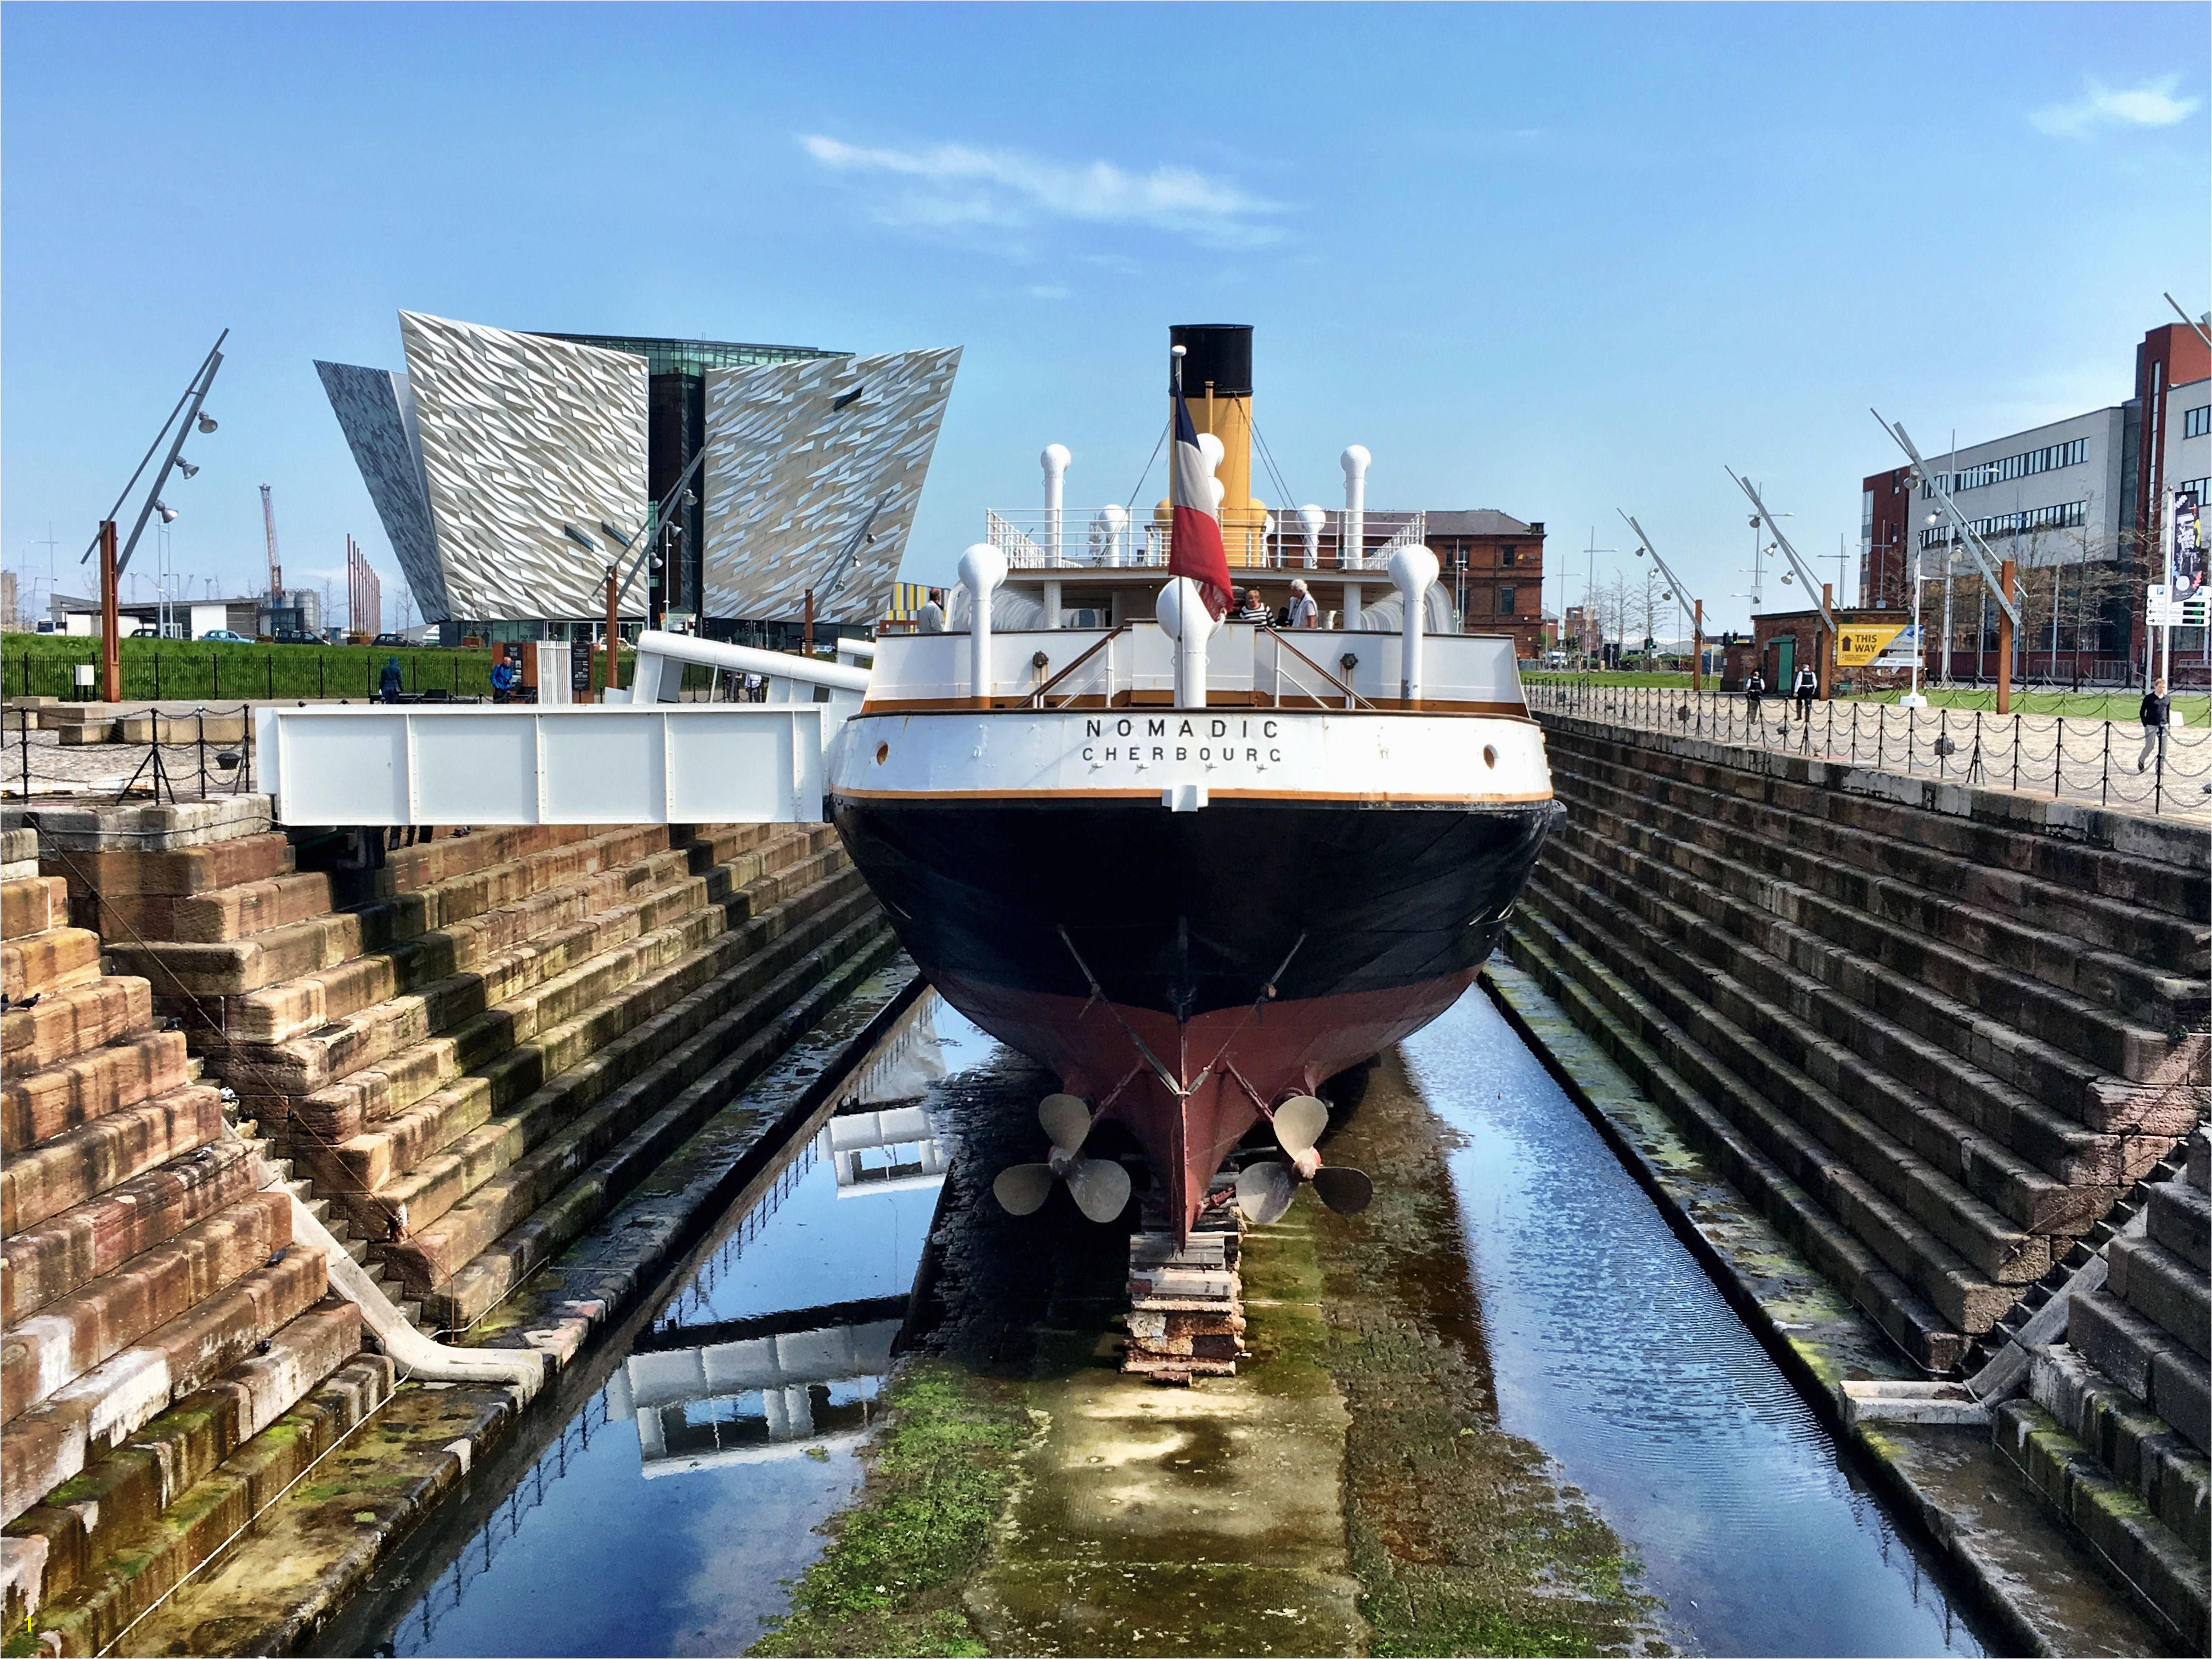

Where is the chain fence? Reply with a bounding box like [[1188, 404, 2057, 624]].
[[7, 702, 260, 802], [1527, 679, 2212, 819]]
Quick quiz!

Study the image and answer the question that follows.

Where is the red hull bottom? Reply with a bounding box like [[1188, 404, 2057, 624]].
[[932, 969, 1474, 1238]]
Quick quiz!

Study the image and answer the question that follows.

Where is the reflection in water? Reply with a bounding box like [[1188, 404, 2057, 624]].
[[380, 1005, 990, 1658], [1406, 989, 1988, 1659]]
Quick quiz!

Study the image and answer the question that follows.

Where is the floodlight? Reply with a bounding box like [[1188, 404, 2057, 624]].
[[155, 501, 178, 524], [196, 414, 218, 434], [175, 460, 199, 479]]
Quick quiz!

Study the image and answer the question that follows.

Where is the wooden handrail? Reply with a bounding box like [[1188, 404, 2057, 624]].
[[1029, 624, 1131, 707]]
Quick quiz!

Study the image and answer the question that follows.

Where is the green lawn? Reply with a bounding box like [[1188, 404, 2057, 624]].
[[3, 634, 495, 703], [1835, 684, 2212, 723]]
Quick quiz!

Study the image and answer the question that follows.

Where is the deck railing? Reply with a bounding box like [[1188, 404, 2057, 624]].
[[983, 507, 1426, 572]]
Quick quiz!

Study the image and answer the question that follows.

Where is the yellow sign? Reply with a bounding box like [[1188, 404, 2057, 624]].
[[1836, 623, 1906, 666]]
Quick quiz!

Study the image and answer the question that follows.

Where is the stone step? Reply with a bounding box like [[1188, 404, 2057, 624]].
[[414, 916, 899, 1331], [1541, 720, 2209, 933], [216, 889, 728, 1108], [1500, 915, 1968, 1371], [0, 1138, 258, 1327], [2109, 1232, 2210, 1359], [2189, 1130, 2208, 1192], [0, 1192, 291, 1425], [357, 878, 878, 1249], [2028, 1344, 2210, 1558], [44, 834, 293, 923], [1550, 759, 2191, 1086], [2151, 1177, 2211, 1272], [1550, 752, 2207, 1033], [1519, 873, 2025, 1331], [1, 876, 69, 943], [264, 843, 856, 1128], [0, 1248, 328, 1527], [1993, 1396, 2209, 1654], [1, 1029, 191, 1157], [313, 855, 867, 1175], [0, 1086, 224, 1238], [2069, 1286, 2210, 1457], [203, 827, 726, 1042], [1, 978, 153, 1075], [4, 1318, 380, 1651], [106, 822, 698, 998], [97, 870, 335, 949], [1544, 816, 2169, 1187], [1543, 730, 2209, 975], [2, 928, 103, 1004], [1545, 797, 2166, 1141]]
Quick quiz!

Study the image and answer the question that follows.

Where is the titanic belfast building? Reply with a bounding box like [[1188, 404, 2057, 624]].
[[317, 312, 959, 645]]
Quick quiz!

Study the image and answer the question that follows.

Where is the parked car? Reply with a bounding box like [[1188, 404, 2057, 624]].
[[200, 628, 251, 642], [269, 629, 318, 645], [371, 632, 408, 646]]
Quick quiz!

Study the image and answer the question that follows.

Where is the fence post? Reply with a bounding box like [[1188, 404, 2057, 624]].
[[266, 655, 274, 699], [2100, 721, 2111, 806], [2053, 717, 2063, 798], [2012, 715, 2021, 791], [318, 656, 325, 698], [154, 652, 161, 699]]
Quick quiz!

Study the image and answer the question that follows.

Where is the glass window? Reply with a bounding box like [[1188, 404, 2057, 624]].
[[2184, 405, 2211, 439], [1498, 586, 1516, 615]]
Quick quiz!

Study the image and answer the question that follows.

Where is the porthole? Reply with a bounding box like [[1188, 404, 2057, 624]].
[[1482, 745, 1498, 768], [874, 743, 890, 765]]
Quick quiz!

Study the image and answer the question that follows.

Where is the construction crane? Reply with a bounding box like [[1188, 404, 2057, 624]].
[[259, 483, 283, 604]]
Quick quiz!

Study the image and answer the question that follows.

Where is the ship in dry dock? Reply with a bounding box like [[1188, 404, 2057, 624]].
[[824, 324, 1562, 1238]]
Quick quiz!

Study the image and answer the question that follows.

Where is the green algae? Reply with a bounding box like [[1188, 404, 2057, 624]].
[[1313, 1050, 1668, 1657], [749, 1362, 1029, 1658]]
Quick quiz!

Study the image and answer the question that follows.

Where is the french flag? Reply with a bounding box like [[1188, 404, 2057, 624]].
[[1169, 391, 1234, 620]]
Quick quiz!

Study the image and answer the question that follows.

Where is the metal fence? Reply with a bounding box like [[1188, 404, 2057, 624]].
[[1526, 679, 2212, 819]]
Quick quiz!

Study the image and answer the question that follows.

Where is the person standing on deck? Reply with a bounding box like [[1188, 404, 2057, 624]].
[[1288, 579, 1318, 629], [2137, 679, 2171, 772], [918, 589, 947, 634]]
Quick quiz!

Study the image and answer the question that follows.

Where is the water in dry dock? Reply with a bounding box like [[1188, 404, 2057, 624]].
[[358, 992, 1993, 1657]]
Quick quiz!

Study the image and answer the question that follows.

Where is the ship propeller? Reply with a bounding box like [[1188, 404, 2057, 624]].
[[1233, 1094, 1375, 1224], [992, 1093, 1132, 1224]]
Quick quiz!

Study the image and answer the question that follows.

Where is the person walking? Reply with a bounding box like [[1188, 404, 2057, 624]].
[[1744, 667, 1767, 727], [378, 656, 403, 704], [2136, 678, 2171, 773], [1287, 579, 1318, 629], [1792, 661, 1819, 721], [489, 654, 517, 702]]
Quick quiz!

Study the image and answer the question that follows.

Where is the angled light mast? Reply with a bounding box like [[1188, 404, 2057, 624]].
[[1727, 469, 1836, 632], [1869, 411, 2020, 629], [1619, 509, 1707, 690]]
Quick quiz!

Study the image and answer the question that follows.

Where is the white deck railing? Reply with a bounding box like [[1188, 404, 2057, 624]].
[[984, 507, 1426, 572]]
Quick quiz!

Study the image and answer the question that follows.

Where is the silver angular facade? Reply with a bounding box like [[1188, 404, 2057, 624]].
[[701, 347, 960, 623], [318, 314, 650, 623], [313, 361, 451, 621]]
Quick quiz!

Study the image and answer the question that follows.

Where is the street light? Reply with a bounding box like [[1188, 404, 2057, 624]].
[[154, 501, 177, 524], [196, 413, 218, 434], [174, 460, 199, 479]]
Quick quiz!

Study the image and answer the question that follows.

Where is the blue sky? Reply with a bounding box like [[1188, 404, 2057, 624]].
[[4, 2, 2205, 633]]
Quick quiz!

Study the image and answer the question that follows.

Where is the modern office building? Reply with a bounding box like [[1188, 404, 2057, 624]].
[[320, 314, 960, 646], [1860, 317, 2210, 679]]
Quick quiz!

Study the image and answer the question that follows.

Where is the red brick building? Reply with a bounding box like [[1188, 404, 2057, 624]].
[[1424, 510, 1546, 657]]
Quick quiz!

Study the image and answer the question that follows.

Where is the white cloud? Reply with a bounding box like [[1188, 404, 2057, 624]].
[[799, 134, 1283, 249], [2032, 76, 2201, 138]]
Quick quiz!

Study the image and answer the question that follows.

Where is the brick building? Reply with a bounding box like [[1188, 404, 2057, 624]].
[[1425, 510, 1546, 656]]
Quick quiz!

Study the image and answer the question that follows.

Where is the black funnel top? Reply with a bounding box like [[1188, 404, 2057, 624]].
[[1170, 324, 1252, 397]]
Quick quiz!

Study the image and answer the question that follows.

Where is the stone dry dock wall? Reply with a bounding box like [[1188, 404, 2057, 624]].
[[2, 823, 390, 1655], [4, 797, 896, 1654], [1996, 1126, 2208, 1651], [1506, 713, 2207, 1375]]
